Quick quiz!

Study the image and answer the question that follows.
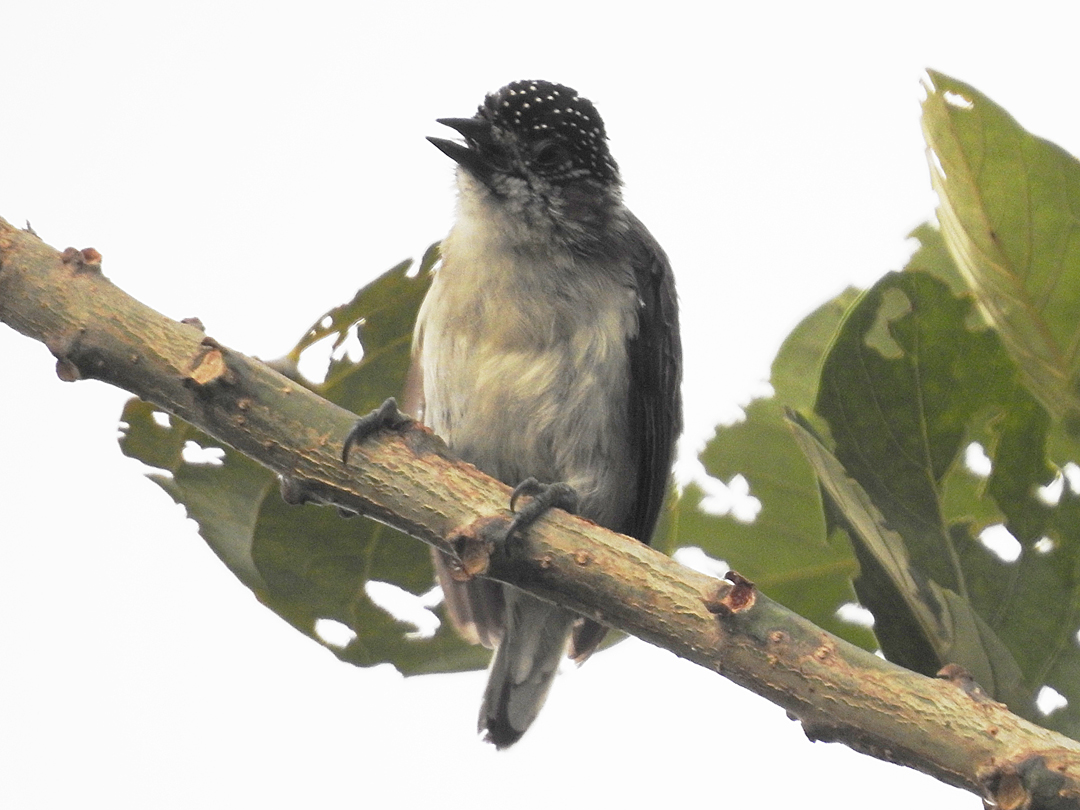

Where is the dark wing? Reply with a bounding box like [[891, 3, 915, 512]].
[[572, 212, 682, 660], [619, 212, 683, 544]]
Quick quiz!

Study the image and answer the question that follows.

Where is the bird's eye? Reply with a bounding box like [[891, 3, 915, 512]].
[[533, 142, 570, 171]]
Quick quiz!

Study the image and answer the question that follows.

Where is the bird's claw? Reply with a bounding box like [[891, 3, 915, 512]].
[[506, 477, 579, 543], [342, 397, 413, 464]]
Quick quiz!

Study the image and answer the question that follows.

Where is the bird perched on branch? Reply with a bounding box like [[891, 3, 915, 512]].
[[416, 80, 682, 747]]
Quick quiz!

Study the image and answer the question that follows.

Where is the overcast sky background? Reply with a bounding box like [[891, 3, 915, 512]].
[[3, 2, 1078, 807]]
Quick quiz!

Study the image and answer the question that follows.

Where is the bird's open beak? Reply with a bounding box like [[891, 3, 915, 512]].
[[428, 117, 498, 178]]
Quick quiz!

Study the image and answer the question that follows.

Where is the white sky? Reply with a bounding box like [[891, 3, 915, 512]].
[[4, 1, 1077, 807]]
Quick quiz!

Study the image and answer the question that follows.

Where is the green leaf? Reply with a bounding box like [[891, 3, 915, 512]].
[[675, 288, 876, 649], [119, 399, 273, 594], [920, 71, 1080, 737], [817, 270, 1016, 591], [789, 413, 1023, 703], [250, 485, 489, 674], [904, 221, 968, 298], [922, 69, 1080, 424], [815, 260, 1080, 737], [287, 243, 439, 415], [120, 250, 489, 675]]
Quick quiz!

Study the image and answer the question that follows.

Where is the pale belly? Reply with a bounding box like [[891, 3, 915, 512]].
[[417, 279, 637, 529]]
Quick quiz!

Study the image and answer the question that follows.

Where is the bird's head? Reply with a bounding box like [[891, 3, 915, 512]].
[[429, 80, 621, 195], [429, 81, 626, 255]]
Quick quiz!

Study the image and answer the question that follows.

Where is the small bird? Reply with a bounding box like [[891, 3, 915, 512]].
[[414, 80, 681, 747]]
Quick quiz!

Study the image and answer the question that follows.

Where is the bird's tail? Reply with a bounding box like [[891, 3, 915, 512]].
[[479, 590, 577, 748]]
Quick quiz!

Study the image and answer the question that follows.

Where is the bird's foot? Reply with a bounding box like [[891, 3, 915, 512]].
[[341, 397, 413, 464], [506, 477, 580, 544]]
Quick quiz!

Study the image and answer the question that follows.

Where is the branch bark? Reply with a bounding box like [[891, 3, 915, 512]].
[[2, 217, 1078, 809]]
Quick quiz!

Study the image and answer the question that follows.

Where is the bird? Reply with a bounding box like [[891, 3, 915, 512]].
[[413, 79, 682, 748]]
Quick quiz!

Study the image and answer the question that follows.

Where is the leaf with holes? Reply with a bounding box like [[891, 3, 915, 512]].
[[120, 250, 489, 675], [815, 263, 1080, 739], [923, 69, 1080, 423], [674, 287, 876, 649]]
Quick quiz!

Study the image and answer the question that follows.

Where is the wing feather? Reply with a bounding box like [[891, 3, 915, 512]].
[[571, 215, 682, 660]]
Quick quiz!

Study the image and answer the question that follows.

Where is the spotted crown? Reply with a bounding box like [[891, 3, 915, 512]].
[[480, 80, 619, 183]]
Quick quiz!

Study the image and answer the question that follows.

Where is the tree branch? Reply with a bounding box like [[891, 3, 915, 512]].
[[2, 217, 1078, 809]]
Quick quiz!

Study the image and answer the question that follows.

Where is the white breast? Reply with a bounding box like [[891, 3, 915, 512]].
[[415, 186, 639, 528]]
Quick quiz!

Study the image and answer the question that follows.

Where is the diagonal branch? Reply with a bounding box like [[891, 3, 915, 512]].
[[2, 216, 1078, 809]]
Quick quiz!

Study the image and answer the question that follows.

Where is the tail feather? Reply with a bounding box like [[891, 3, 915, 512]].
[[479, 590, 577, 748]]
